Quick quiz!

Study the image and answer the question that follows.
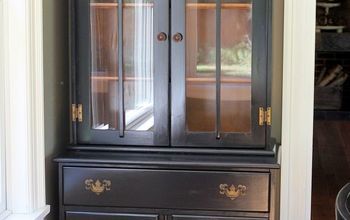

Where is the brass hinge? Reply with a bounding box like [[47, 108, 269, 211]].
[[259, 107, 271, 126], [72, 104, 83, 122]]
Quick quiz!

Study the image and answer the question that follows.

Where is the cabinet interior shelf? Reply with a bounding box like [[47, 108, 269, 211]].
[[91, 76, 251, 83], [90, 3, 251, 9]]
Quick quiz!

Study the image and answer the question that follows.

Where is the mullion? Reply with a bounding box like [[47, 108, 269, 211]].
[[215, 0, 221, 139], [118, 0, 125, 137]]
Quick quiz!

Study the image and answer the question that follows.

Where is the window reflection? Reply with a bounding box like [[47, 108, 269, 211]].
[[186, 0, 217, 132], [90, 0, 154, 131], [124, 0, 154, 131], [221, 0, 252, 133], [90, 0, 119, 130]]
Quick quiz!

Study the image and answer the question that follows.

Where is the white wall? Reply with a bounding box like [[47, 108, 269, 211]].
[[0, 0, 7, 214]]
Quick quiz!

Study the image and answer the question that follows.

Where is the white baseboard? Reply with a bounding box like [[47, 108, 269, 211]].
[[3, 205, 50, 220]]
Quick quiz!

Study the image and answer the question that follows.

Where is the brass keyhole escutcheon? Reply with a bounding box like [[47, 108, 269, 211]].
[[173, 33, 183, 42], [157, 32, 167, 41]]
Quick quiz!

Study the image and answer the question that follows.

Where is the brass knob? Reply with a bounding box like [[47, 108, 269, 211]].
[[173, 33, 183, 42], [157, 32, 167, 41]]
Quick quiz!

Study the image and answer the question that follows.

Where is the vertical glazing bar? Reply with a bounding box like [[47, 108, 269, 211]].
[[215, 0, 221, 139], [118, 0, 125, 137]]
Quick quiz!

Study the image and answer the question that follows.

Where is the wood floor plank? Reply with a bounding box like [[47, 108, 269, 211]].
[[312, 120, 350, 220]]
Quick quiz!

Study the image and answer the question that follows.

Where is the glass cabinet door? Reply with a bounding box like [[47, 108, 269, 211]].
[[75, 0, 169, 145], [171, 0, 269, 147]]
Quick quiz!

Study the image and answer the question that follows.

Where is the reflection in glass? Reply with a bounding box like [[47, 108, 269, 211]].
[[90, 0, 119, 130], [90, 0, 154, 131], [185, 0, 252, 133], [221, 0, 252, 133], [186, 0, 216, 132], [124, 0, 154, 131]]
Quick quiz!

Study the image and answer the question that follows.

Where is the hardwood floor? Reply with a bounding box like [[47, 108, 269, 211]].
[[312, 120, 350, 220]]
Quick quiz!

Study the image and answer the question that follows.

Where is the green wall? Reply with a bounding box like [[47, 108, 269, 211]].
[[43, 0, 69, 219]]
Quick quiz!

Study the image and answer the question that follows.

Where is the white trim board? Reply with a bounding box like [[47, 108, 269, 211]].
[[0, 0, 49, 219], [4, 206, 50, 220], [280, 0, 316, 219], [0, 0, 7, 215]]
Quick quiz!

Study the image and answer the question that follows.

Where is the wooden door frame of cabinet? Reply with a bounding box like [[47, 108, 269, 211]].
[[72, 0, 170, 146], [0, 0, 50, 219], [280, 0, 316, 220], [170, 0, 270, 148]]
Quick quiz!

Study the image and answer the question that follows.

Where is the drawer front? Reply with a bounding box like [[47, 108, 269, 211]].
[[63, 167, 269, 212], [65, 211, 159, 220], [172, 215, 267, 220]]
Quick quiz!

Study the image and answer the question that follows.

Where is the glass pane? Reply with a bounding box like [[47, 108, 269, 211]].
[[90, 0, 119, 130], [221, 0, 252, 133], [124, 0, 154, 131], [186, 0, 216, 132]]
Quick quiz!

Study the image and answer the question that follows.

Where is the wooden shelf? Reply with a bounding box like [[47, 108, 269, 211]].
[[90, 2, 251, 9], [187, 77, 251, 83], [91, 76, 152, 81], [187, 3, 251, 9], [316, 33, 350, 52], [91, 75, 251, 83], [90, 3, 154, 8]]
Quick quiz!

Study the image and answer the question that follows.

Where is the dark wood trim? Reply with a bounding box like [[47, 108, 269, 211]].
[[69, 0, 77, 144], [265, 0, 273, 147], [61, 206, 270, 218], [172, 215, 267, 220], [170, 0, 186, 146], [67, 145, 277, 156], [215, 0, 222, 139], [59, 163, 65, 220], [269, 169, 280, 220], [75, 0, 91, 143], [117, 0, 125, 137], [153, 0, 170, 146], [65, 211, 159, 220], [54, 152, 280, 169]]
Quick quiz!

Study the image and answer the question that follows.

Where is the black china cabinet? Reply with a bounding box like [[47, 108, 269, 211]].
[[55, 0, 280, 219]]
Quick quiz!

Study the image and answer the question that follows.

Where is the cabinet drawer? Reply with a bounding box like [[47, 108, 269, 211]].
[[63, 167, 270, 212], [172, 215, 267, 220], [65, 211, 158, 220]]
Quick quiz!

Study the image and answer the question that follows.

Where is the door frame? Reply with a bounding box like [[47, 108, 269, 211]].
[[280, 0, 316, 219], [0, 0, 50, 218]]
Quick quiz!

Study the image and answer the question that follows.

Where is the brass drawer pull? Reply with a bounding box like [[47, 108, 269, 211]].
[[85, 179, 111, 195], [219, 184, 247, 200]]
